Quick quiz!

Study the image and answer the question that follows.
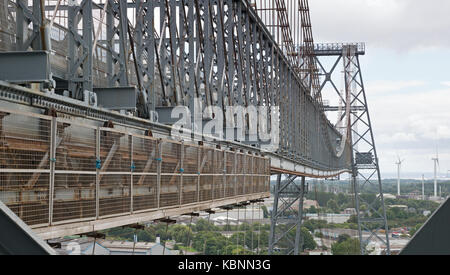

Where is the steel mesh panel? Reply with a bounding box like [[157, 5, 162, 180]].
[[161, 141, 181, 174], [200, 175, 213, 202], [1, 172, 50, 226], [99, 174, 131, 217], [213, 151, 224, 199], [226, 175, 235, 197], [100, 130, 131, 172], [258, 176, 265, 193], [200, 148, 214, 174], [183, 146, 198, 174], [132, 136, 157, 174], [132, 175, 157, 211], [254, 158, 263, 193], [181, 176, 197, 205], [236, 175, 245, 195], [253, 157, 260, 174], [213, 175, 224, 199], [56, 123, 96, 171], [0, 107, 273, 229], [214, 150, 224, 174], [253, 158, 262, 193], [245, 155, 253, 194], [225, 152, 235, 197], [0, 113, 51, 170], [53, 174, 96, 222], [236, 154, 245, 195], [0, 113, 51, 226], [255, 176, 260, 193], [160, 175, 180, 207]]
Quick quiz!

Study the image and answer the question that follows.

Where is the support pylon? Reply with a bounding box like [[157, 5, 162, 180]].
[[315, 43, 391, 255], [269, 174, 306, 255]]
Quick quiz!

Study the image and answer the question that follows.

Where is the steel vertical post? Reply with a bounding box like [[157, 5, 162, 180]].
[[294, 176, 306, 255], [223, 150, 227, 198], [180, 141, 184, 206], [130, 136, 134, 214], [157, 139, 162, 209], [95, 126, 100, 219], [48, 117, 57, 225], [268, 174, 281, 255]]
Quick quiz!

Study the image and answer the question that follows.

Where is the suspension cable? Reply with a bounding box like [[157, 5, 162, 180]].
[[257, 201, 262, 255], [162, 222, 169, 255], [185, 215, 193, 255], [251, 202, 255, 253], [132, 229, 136, 255], [243, 203, 247, 255], [203, 212, 212, 255], [236, 205, 240, 254], [315, 182, 326, 252], [226, 209, 230, 255]]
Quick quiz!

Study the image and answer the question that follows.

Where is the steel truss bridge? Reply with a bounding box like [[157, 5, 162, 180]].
[[0, 0, 389, 255]]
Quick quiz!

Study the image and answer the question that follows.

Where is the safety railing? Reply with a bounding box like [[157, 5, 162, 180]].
[[0, 109, 270, 228], [313, 43, 366, 55]]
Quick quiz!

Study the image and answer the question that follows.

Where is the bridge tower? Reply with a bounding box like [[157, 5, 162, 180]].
[[315, 43, 391, 255]]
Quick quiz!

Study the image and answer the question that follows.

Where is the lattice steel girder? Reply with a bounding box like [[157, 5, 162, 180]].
[[315, 43, 390, 255], [68, 0, 93, 100], [2, 0, 351, 174], [106, 0, 129, 87], [135, 0, 155, 112], [269, 174, 306, 255], [15, 0, 43, 51]]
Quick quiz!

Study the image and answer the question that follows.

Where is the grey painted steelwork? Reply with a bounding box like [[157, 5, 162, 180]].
[[315, 43, 390, 255], [0, 80, 349, 179], [0, 200, 55, 255], [0, 1, 367, 250], [15, 0, 44, 51], [400, 198, 450, 255], [68, 0, 93, 100], [314, 43, 365, 56], [0, 51, 52, 85], [0, 0, 351, 174], [95, 87, 138, 111]]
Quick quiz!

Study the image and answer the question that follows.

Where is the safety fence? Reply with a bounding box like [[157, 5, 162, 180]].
[[0, 110, 270, 227]]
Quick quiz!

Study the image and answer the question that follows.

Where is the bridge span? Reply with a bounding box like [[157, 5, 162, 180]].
[[0, 80, 348, 240], [0, 0, 386, 255]]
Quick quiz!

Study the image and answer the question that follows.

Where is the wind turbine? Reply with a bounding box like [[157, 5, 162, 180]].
[[395, 156, 405, 196], [432, 150, 440, 198]]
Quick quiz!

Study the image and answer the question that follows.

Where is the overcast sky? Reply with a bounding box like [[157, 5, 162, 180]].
[[308, 0, 450, 178]]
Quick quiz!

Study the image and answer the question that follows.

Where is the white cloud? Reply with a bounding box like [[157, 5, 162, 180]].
[[366, 80, 425, 94], [301, 1, 450, 174], [369, 87, 450, 173], [309, 0, 450, 51], [378, 132, 418, 144]]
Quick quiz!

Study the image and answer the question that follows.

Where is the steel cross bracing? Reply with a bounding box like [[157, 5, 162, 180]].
[[0, 0, 351, 174], [315, 43, 391, 255], [268, 174, 306, 255]]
